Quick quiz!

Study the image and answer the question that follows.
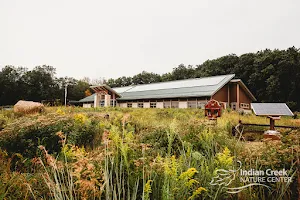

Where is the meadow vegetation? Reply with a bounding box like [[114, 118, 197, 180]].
[[0, 107, 299, 199]]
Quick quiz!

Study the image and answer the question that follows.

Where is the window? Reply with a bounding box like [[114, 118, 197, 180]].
[[197, 102, 206, 109], [127, 103, 132, 108], [100, 100, 105, 107], [171, 101, 179, 108], [150, 102, 156, 108], [110, 100, 116, 107], [138, 103, 144, 108], [164, 101, 171, 108], [188, 101, 197, 108], [231, 102, 237, 110], [240, 103, 249, 109]]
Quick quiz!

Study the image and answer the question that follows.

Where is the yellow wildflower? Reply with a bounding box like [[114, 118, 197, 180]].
[[189, 187, 207, 200]]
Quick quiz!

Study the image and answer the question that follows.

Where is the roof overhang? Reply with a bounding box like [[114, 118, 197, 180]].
[[78, 93, 95, 103], [90, 84, 121, 98], [230, 79, 257, 101], [211, 74, 235, 97]]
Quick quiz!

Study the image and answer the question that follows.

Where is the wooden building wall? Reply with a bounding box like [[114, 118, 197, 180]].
[[229, 84, 237, 103], [239, 87, 252, 104], [212, 85, 228, 102]]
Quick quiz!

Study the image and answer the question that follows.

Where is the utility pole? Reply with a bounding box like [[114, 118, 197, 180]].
[[64, 84, 68, 107]]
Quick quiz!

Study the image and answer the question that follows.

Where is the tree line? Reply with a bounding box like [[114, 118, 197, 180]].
[[1, 47, 300, 110], [0, 65, 90, 106], [107, 47, 300, 111]]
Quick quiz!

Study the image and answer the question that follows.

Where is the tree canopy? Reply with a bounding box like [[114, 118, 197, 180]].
[[0, 65, 91, 106], [103, 47, 300, 111], [1, 47, 300, 110]]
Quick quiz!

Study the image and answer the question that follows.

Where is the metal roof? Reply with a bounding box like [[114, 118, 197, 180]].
[[251, 103, 294, 116], [79, 74, 257, 102], [79, 94, 95, 102], [126, 75, 227, 92], [116, 74, 235, 100], [113, 86, 135, 93]]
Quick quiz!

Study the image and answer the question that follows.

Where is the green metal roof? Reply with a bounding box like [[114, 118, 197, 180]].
[[79, 94, 95, 103], [116, 74, 235, 100], [78, 74, 237, 102]]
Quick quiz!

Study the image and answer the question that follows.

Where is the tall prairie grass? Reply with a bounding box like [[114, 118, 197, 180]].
[[0, 107, 299, 199]]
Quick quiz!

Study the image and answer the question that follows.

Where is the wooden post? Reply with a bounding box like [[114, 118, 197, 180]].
[[227, 84, 230, 108], [236, 83, 240, 110], [112, 93, 116, 107], [94, 94, 98, 108], [270, 118, 275, 130]]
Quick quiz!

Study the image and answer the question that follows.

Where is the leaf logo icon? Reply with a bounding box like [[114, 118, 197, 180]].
[[210, 161, 271, 194]]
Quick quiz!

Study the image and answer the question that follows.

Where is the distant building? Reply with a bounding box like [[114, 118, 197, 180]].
[[78, 74, 256, 111]]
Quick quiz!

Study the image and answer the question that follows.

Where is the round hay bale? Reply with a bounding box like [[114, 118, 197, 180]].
[[14, 100, 45, 114]]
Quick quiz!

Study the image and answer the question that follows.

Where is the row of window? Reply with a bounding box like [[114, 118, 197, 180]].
[[231, 102, 250, 110], [187, 101, 206, 109], [127, 102, 250, 109], [131, 102, 156, 108], [125, 101, 206, 108], [240, 103, 250, 109], [127, 102, 159, 108]]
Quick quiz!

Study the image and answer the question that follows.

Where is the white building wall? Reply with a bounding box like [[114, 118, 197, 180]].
[[119, 103, 127, 108], [156, 102, 164, 108], [94, 94, 101, 107], [104, 95, 111, 107], [179, 101, 188, 108], [83, 103, 92, 108], [132, 103, 138, 108], [144, 102, 150, 108]]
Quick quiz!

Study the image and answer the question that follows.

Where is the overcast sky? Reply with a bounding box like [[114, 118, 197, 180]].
[[1, 0, 299, 80]]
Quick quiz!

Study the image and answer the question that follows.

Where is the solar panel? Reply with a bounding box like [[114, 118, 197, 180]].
[[122, 75, 230, 93], [113, 86, 134, 93], [110, 74, 236, 100], [251, 103, 294, 116]]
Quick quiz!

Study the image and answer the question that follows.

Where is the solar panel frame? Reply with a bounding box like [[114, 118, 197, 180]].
[[251, 103, 294, 116]]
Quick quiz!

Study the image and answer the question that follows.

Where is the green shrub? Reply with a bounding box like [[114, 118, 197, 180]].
[[0, 113, 103, 158], [0, 115, 7, 130]]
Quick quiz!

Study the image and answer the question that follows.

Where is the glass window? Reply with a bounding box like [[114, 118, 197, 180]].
[[100, 100, 105, 107], [171, 101, 179, 108], [240, 103, 249, 109], [231, 103, 236, 110], [150, 102, 156, 108], [188, 101, 197, 108], [110, 100, 116, 107], [164, 101, 171, 108], [138, 103, 144, 108], [197, 102, 206, 109], [127, 103, 132, 108]]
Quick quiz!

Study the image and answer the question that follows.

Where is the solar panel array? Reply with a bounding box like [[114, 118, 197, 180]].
[[251, 103, 293, 116], [113, 86, 134, 93], [114, 74, 235, 100], [125, 75, 226, 92], [79, 74, 236, 102]]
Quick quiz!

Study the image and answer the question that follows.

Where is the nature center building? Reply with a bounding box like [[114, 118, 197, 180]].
[[78, 74, 256, 111]]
